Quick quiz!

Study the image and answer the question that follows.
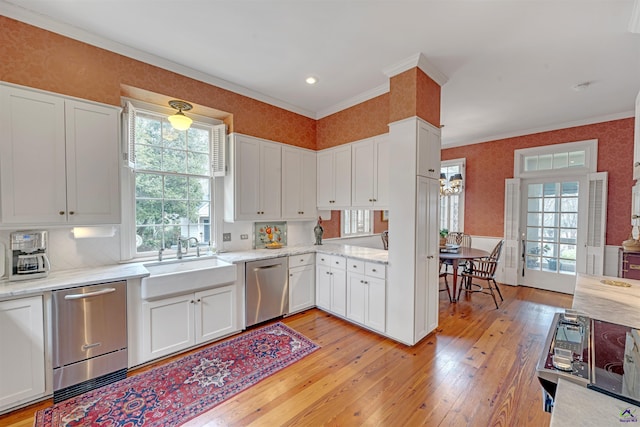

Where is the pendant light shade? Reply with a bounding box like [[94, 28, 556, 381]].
[[168, 100, 193, 131]]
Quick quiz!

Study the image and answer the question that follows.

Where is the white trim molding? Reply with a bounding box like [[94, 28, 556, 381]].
[[382, 53, 449, 86]]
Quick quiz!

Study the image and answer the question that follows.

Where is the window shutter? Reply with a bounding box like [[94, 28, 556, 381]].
[[503, 178, 521, 286], [584, 172, 608, 275], [211, 124, 227, 177], [123, 101, 136, 168]]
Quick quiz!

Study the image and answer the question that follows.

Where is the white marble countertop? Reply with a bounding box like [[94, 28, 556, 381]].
[[0, 244, 388, 299], [572, 273, 640, 328], [217, 243, 389, 264], [551, 379, 640, 426], [0, 263, 149, 299], [551, 273, 640, 426]]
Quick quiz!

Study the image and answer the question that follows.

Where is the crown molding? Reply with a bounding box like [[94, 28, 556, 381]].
[[0, 1, 316, 119], [442, 110, 635, 148], [315, 83, 389, 119], [382, 53, 448, 86]]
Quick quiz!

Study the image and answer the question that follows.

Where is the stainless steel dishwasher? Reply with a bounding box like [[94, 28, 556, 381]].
[[52, 280, 128, 402], [246, 257, 289, 327]]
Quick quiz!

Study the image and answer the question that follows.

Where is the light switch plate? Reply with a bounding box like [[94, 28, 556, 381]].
[[223, 233, 231, 242], [240, 234, 248, 240]]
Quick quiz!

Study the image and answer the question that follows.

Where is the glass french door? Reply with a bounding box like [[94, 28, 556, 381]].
[[521, 178, 586, 294]]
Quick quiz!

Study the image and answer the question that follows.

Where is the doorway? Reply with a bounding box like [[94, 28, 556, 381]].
[[520, 178, 585, 293]]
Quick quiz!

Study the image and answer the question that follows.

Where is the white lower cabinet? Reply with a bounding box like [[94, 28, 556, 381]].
[[0, 295, 45, 412], [288, 253, 315, 314], [316, 254, 346, 317], [142, 285, 237, 362], [346, 260, 386, 333]]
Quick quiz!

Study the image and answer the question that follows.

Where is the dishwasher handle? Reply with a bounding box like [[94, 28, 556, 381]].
[[252, 264, 282, 272], [64, 287, 116, 300]]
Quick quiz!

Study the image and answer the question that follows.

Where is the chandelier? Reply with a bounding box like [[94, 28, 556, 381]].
[[440, 173, 463, 196]]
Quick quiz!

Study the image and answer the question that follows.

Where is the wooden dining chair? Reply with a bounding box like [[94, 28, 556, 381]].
[[441, 232, 471, 274], [439, 261, 452, 302], [458, 240, 504, 309]]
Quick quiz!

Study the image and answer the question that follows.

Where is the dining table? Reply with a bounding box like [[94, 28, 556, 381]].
[[439, 247, 490, 302]]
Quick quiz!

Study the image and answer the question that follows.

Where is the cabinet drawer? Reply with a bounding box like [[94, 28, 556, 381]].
[[317, 254, 345, 269], [290, 253, 315, 267], [365, 263, 386, 279], [347, 259, 365, 273]]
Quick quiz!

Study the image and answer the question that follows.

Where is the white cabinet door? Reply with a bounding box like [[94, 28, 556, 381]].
[[0, 85, 120, 225], [0, 86, 67, 224], [282, 146, 317, 220], [333, 146, 352, 207], [346, 271, 366, 324], [316, 264, 332, 310], [366, 276, 386, 333], [416, 122, 441, 179], [226, 134, 282, 221], [232, 135, 261, 220], [259, 140, 282, 219], [330, 267, 347, 317], [289, 264, 315, 313], [414, 176, 440, 341], [351, 136, 390, 209], [374, 136, 390, 208], [142, 294, 195, 361], [351, 140, 375, 207], [65, 100, 120, 224], [0, 296, 45, 412], [195, 285, 236, 344], [317, 146, 351, 209]]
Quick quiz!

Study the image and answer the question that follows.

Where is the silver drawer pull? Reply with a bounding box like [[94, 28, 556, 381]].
[[64, 288, 116, 300], [82, 342, 102, 351]]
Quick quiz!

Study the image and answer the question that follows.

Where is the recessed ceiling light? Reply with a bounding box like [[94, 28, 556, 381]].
[[305, 76, 318, 85]]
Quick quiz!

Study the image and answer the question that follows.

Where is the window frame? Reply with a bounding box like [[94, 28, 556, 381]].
[[440, 158, 465, 233], [341, 209, 374, 237], [121, 98, 224, 261]]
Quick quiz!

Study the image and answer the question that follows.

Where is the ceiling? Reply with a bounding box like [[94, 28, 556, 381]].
[[2, 0, 640, 146]]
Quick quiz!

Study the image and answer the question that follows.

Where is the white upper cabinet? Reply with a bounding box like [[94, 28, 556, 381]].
[[351, 135, 389, 208], [0, 84, 120, 225], [317, 145, 351, 209], [225, 133, 281, 221], [282, 145, 317, 220], [416, 121, 441, 179], [634, 91, 640, 181]]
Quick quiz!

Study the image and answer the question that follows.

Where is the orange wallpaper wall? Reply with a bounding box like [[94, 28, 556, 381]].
[[0, 16, 316, 149], [442, 118, 634, 246], [389, 68, 441, 127], [316, 94, 389, 149]]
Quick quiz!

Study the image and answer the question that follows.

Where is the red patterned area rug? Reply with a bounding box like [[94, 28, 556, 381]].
[[35, 322, 319, 426]]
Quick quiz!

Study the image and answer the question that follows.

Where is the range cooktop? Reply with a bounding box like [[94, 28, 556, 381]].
[[537, 309, 640, 408]]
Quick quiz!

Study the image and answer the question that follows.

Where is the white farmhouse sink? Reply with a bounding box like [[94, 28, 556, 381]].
[[141, 257, 237, 300]]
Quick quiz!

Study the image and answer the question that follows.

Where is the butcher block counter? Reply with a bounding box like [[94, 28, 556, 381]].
[[550, 273, 640, 426]]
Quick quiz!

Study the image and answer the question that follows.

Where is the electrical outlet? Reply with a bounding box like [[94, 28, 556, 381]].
[[223, 233, 231, 242], [240, 234, 249, 240]]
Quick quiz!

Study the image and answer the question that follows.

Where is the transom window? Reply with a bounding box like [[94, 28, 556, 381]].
[[133, 111, 212, 254], [523, 150, 586, 172]]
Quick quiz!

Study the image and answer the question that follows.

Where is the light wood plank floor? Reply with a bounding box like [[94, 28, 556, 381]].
[[0, 282, 572, 426]]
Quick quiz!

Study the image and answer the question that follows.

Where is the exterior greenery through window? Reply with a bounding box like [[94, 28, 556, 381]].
[[134, 111, 212, 254]]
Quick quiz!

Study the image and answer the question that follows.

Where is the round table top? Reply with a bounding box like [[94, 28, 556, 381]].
[[439, 247, 490, 260]]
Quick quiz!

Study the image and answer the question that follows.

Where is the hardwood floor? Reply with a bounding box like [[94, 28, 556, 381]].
[[0, 282, 572, 426]]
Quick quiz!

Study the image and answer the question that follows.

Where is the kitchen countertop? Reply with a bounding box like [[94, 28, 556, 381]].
[[0, 244, 388, 299], [216, 243, 389, 264], [0, 262, 149, 299], [551, 273, 640, 426]]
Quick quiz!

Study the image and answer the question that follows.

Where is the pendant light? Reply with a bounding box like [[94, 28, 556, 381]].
[[168, 100, 193, 131]]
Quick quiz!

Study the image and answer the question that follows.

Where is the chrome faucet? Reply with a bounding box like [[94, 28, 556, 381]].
[[178, 237, 200, 258], [185, 237, 200, 257]]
